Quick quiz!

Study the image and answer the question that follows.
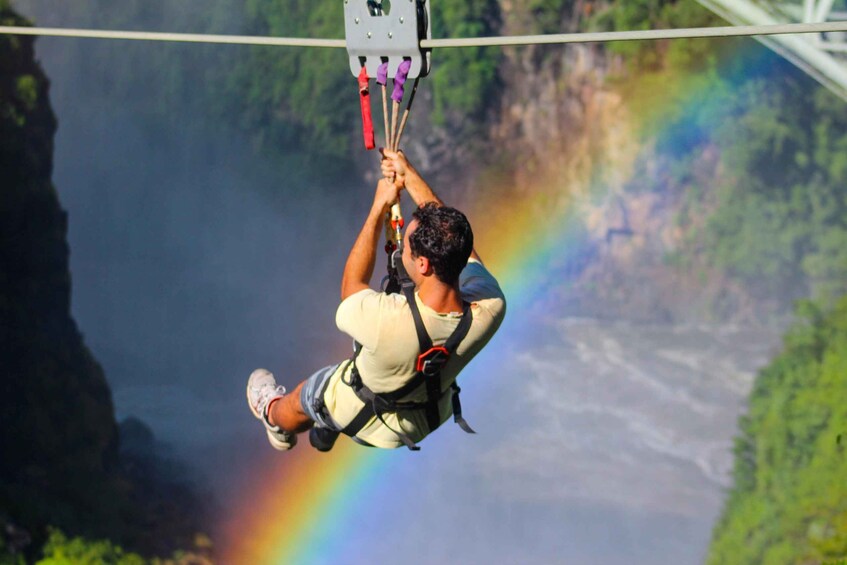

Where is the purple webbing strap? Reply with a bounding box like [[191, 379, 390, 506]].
[[377, 62, 389, 86], [391, 60, 412, 102]]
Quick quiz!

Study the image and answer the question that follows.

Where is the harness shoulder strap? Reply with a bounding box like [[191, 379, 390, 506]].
[[399, 281, 473, 432], [400, 279, 431, 352]]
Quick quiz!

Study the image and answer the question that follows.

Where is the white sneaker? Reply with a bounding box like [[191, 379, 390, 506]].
[[246, 368, 297, 451]]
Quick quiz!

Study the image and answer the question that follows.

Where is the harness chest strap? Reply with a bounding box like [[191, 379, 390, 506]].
[[340, 283, 475, 450]]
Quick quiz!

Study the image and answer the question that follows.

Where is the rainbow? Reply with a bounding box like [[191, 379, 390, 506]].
[[220, 33, 789, 564]]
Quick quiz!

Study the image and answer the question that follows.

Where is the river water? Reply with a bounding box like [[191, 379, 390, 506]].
[[343, 316, 781, 564]]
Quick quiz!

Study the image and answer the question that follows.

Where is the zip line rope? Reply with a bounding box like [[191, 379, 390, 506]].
[[0, 26, 346, 47], [1, 21, 847, 48]]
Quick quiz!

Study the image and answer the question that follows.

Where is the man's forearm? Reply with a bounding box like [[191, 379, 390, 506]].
[[340, 203, 385, 300], [404, 165, 443, 207], [402, 163, 484, 263]]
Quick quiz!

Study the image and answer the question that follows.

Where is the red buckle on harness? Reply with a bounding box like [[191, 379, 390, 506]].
[[416, 346, 449, 376]]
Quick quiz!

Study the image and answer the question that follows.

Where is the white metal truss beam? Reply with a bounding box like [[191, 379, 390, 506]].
[[696, 0, 847, 100]]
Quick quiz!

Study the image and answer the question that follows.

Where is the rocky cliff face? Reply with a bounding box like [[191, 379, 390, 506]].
[[0, 0, 123, 522], [0, 2, 117, 479], [1, 6, 210, 558]]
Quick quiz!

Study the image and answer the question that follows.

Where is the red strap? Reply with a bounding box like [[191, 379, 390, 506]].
[[358, 67, 375, 150]]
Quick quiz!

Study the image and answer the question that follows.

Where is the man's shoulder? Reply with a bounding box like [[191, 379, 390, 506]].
[[337, 288, 408, 319], [336, 289, 410, 346], [460, 259, 506, 305]]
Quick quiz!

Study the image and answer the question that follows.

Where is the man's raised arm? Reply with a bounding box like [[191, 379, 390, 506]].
[[340, 179, 401, 300]]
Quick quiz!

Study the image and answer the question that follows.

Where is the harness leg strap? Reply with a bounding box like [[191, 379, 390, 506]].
[[451, 383, 476, 434], [341, 392, 376, 438]]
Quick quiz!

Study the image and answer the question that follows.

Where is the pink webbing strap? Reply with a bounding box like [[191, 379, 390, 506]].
[[358, 66, 375, 150]]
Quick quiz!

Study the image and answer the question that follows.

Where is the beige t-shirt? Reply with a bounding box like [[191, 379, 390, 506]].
[[323, 259, 506, 448]]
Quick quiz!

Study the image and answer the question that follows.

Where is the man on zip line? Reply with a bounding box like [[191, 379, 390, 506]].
[[246, 150, 506, 451]]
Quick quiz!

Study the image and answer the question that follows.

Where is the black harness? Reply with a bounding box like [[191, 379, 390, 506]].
[[339, 249, 476, 451]]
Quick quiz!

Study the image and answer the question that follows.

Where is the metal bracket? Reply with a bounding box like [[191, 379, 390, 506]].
[[344, 0, 431, 79]]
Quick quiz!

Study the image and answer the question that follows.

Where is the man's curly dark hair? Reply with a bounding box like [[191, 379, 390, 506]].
[[409, 202, 474, 285]]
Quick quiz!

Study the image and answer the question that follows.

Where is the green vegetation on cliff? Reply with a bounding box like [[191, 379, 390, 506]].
[[428, 0, 501, 125], [36, 529, 146, 565], [700, 84, 847, 305], [708, 297, 847, 564], [34, 528, 212, 564]]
